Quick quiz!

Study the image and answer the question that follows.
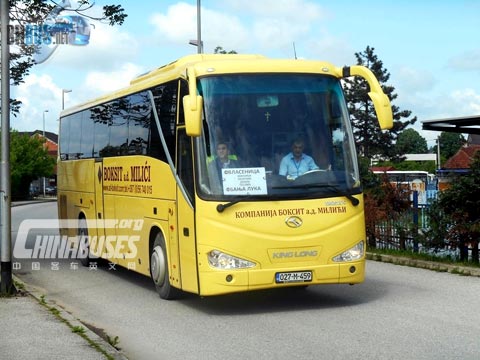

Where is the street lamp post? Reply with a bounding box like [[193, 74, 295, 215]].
[[43, 110, 49, 197], [189, 0, 202, 53], [62, 89, 72, 110], [196, 0, 202, 54]]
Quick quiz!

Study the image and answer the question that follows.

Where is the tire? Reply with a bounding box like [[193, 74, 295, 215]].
[[78, 218, 91, 267], [150, 233, 181, 300]]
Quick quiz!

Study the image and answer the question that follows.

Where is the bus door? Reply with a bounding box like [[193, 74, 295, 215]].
[[92, 159, 106, 260], [176, 129, 199, 294]]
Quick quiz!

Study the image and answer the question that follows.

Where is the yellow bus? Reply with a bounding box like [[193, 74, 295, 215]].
[[57, 54, 392, 299]]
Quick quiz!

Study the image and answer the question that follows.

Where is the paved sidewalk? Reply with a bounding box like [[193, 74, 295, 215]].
[[366, 252, 480, 277], [3, 197, 126, 360], [0, 277, 127, 360]]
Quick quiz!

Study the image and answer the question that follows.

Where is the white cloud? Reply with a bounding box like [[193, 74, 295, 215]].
[[448, 49, 480, 72], [449, 88, 480, 115], [148, 0, 326, 54], [84, 62, 144, 94], [305, 33, 355, 65], [149, 2, 249, 52], [226, 0, 324, 22], [149, 2, 196, 43], [394, 66, 436, 93], [12, 74, 62, 132], [227, 0, 325, 55], [45, 22, 139, 71], [12, 62, 143, 133]]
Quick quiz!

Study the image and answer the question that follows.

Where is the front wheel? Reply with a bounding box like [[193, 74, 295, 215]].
[[150, 233, 181, 300]]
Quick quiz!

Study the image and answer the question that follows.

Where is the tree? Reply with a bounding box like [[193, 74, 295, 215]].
[[438, 132, 466, 163], [2, 1, 127, 114], [395, 128, 428, 154], [363, 172, 411, 249], [214, 46, 237, 54], [343, 46, 417, 161], [1, 131, 56, 200], [427, 151, 480, 263]]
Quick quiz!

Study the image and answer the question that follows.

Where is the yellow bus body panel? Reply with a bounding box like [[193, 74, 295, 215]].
[[195, 197, 366, 296]]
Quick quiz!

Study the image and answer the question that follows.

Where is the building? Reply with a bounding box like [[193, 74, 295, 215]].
[[29, 130, 58, 157], [437, 136, 480, 191]]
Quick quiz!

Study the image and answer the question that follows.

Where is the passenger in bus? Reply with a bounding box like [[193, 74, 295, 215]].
[[279, 138, 319, 180], [208, 142, 241, 190]]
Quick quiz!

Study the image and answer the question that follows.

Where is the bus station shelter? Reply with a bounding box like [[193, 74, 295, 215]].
[[422, 115, 480, 135]]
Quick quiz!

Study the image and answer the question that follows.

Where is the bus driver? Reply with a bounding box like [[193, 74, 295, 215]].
[[279, 138, 319, 180]]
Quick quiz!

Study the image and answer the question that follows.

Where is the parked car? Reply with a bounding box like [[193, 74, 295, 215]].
[[45, 186, 57, 195]]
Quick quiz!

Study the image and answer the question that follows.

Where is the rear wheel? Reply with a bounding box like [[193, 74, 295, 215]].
[[78, 218, 91, 267], [150, 233, 181, 300]]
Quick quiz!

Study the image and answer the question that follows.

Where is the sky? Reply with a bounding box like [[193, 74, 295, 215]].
[[10, 0, 480, 147]]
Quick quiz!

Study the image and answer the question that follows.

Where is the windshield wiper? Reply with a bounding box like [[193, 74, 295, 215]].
[[272, 183, 360, 206], [216, 195, 267, 212]]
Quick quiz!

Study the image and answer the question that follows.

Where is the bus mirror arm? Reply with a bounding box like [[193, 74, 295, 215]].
[[340, 65, 393, 131], [184, 67, 203, 137]]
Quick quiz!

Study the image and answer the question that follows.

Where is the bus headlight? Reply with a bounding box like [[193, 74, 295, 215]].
[[208, 250, 256, 269], [332, 241, 364, 262]]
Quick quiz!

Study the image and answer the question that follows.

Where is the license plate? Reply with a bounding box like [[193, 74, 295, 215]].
[[275, 271, 312, 283]]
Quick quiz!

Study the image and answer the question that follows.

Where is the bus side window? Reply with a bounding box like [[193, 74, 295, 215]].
[[148, 113, 166, 161], [177, 128, 194, 202], [151, 81, 178, 162]]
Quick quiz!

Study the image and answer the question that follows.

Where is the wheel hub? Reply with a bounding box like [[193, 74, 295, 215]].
[[151, 246, 166, 286]]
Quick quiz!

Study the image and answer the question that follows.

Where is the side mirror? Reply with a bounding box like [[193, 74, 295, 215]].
[[183, 66, 203, 137], [340, 65, 393, 130], [367, 91, 393, 130], [183, 94, 203, 137]]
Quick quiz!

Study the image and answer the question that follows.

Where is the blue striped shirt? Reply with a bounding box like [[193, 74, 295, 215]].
[[279, 152, 319, 179]]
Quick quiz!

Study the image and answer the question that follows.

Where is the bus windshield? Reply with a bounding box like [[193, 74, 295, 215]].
[[195, 73, 360, 200]]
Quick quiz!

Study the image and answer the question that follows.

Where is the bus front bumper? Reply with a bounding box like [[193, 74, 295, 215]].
[[197, 260, 365, 296]]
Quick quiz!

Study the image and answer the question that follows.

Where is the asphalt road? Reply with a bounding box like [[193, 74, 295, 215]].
[[12, 202, 480, 360]]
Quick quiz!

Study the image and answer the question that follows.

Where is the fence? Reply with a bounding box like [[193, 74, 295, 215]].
[[373, 190, 430, 251], [372, 190, 479, 261]]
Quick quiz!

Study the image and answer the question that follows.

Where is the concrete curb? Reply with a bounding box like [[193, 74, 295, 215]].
[[367, 252, 480, 277], [13, 276, 128, 360], [11, 198, 57, 207]]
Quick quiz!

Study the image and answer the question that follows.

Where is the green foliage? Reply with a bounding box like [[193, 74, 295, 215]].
[[72, 326, 86, 334], [358, 156, 381, 189], [214, 46, 238, 54], [426, 152, 480, 263], [102, 5, 128, 25], [395, 128, 428, 154], [343, 46, 417, 161], [4, 131, 56, 200], [438, 132, 466, 162], [377, 159, 436, 174], [107, 335, 120, 348], [363, 172, 412, 248]]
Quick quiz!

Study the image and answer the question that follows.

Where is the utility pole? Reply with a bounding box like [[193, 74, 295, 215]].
[[188, 1, 203, 53], [62, 89, 72, 110], [436, 136, 441, 170], [1, 0, 16, 294], [196, 0, 202, 54], [42, 110, 49, 197]]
